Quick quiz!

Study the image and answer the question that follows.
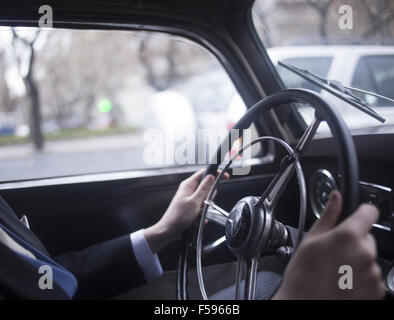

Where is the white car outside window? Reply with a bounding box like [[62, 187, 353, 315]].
[[268, 46, 394, 133]]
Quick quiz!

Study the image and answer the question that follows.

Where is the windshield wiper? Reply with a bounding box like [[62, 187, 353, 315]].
[[278, 61, 387, 123]]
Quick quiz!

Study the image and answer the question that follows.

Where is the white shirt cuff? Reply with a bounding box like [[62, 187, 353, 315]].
[[130, 229, 163, 281]]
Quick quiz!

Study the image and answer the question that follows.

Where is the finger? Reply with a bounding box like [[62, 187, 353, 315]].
[[219, 171, 230, 180], [339, 204, 379, 237], [362, 233, 378, 262], [183, 169, 229, 194], [364, 263, 385, 300], [211, 171, 230, 202], [182, 169, 206, 191], [308, 191, 342, 237], [192, 174, 215, 203]]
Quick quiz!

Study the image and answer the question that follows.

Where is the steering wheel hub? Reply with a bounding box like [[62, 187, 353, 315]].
[[225, 199, 252, 248], [224, 196, 266, 258]]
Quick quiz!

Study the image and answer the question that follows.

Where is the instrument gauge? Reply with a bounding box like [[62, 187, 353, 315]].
[[309, 169, 338, 219]]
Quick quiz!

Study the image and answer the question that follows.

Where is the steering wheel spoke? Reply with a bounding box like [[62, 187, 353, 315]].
[[202, 236, 226, 255], [206, 210, 227, 227], [204, 200, 229, 217], [244, 256, 259, 300], [294, 116, 321, 155], [256, 116, 321, 211], [235, 256, 245, 300], [234, 255, 259, 300], [257, 160, 296, 210], [204, 200, 229, 227]]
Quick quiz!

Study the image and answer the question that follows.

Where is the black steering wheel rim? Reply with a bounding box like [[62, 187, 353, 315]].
[[177, 88, 359, 300]]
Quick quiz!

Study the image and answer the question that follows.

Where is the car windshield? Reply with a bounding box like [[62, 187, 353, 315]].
[[352, 55, 394, 106], [275, 56, 333, 93], [252, 0, 394, 132]]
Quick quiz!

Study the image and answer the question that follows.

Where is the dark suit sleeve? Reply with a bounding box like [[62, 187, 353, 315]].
[[54, 234, 146, 299]]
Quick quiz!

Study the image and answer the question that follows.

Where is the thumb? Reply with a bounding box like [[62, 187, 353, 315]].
[[308, 190, 342, 237], [192, 174, 215, 203]]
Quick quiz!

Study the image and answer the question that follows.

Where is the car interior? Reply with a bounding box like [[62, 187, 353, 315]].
[[0, 0, 393, 300]]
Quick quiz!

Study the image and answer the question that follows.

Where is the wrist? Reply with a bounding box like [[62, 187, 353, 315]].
[[144, 220, 177, 254], [272, 283, 308, 300], [271, 289, 288, 300]]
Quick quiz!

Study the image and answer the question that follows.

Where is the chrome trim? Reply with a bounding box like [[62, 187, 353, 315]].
[[204, 200, 229, 217], [359, 181, 392, 193], [0, 166, 202, 190], [373, 223, 391, 232], [244, 257, 258, 300], [0, 150, 275, 190], [309, 169, 337, 219], [310, 174, 392, 232], [234, 256, 245, 300], [359, 181, 392, 232], [294, 117, 321, 154], [202, 236, 226, 255], [387, 265, 394, 294], [205, 209, 227, 227]]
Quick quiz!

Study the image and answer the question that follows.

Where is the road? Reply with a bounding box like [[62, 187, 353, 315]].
[[0, 133, 153, 181]]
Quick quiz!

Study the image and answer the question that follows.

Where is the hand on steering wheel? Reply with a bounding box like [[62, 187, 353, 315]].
[[274, 191, 386, 300]]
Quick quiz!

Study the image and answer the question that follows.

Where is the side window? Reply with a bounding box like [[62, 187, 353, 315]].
[[0, 28, 259, 182]]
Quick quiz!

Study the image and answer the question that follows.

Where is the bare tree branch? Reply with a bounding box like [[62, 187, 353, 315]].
[[12, 28, 40, 46], [304, 0, 334, 40], [363, 12, 394, 37], [360, 0, 394, 38], [11, 28, 43, 150], [138, 37, 176, 91]]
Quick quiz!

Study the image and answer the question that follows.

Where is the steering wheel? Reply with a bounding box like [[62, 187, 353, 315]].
[[177, 88, 360, 300]]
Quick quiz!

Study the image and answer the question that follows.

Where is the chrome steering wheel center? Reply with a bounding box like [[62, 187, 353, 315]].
[[224, 196, 265, 258], [225, 200, 252, 249]]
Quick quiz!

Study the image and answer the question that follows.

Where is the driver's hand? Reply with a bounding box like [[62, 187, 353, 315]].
[[273, 191, 386, 300], [144, 169, 228, 253]]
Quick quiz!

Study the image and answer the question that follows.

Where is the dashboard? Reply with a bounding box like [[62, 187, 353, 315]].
[[297, 130, 394, 297], [309, 168, 392, 230], [306, 166, 394, 297]]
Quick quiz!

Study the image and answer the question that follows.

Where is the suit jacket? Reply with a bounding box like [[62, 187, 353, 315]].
[[0, 196, 146, 299]]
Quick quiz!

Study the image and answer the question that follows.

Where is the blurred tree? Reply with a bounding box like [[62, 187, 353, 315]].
[[137, 35, 213, 91], [35, 30, 213, 128], [253, 0, 394, 46], [11, 29, 43, 150], [37, 30, 136, 127], [0, 50, 14, 112], [304, 0, 335, 41], [139, 37, 176, 91], [361, 0, 394, 38]]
